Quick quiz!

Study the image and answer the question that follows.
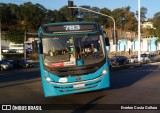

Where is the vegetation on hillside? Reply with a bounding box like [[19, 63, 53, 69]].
[[1, 2, 160, 43]]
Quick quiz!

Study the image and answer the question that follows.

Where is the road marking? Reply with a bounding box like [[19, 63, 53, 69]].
[[124, 69, 160, 72]]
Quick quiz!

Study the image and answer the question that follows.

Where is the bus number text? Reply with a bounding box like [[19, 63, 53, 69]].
[[64, 25, 80, 31]]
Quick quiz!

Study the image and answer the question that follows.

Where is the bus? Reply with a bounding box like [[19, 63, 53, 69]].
[[38, 22, 110, 97]]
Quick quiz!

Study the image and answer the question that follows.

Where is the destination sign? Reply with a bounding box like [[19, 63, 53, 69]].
[[42, 23, 99, 34]]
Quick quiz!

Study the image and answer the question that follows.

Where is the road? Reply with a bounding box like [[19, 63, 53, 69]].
[[0, 63, 160, 113]]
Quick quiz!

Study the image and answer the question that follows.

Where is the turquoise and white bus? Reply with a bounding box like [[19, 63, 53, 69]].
[[38, 22, 110, 97]]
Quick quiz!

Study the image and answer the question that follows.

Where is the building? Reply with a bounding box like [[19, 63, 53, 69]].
[[142, 21, 155, 29], [108, 36, 159, 55]]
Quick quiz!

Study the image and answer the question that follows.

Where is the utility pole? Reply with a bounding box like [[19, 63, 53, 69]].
[[138, 0, 141, 64], [0, 31, 1, 61], [0, 5, 2, 60], [24, 31, 27, 60]]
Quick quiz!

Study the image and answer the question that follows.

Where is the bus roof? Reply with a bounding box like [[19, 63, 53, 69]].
[[42, 21, 98, 26]]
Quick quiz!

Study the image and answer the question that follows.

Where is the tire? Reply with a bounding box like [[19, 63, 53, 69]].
[[116, 62, 119, 66], [23, 65, 27, 68], [0, 67, 4, 71]]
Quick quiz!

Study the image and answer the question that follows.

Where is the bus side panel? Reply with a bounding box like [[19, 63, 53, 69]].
[[39, 55, 58, 97]]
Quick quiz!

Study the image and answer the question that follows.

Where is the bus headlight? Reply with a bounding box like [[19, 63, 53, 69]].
[[102, 70, 107, 75], [46, 77, 51, 82], [59, 78, 68, 83]]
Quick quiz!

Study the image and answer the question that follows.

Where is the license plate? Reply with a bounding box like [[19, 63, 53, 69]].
[[73, 83, 85, 88]]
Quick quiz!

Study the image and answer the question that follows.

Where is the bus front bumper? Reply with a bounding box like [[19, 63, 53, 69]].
[[42, 72, 110, 97]]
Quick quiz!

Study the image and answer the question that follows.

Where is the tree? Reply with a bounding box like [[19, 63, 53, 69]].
[[20, 2, 47, 31], [111, 8, 125, 29], [0, 3, 19, 30], [136, 7, 148, 22], [90, 7, 100, 22], [1, 2, 140, 42], [141, 7, 148, 22], [153, 12, 160, 28], [7, 29, 25, 43], [124, 12, 137, 31], [59, 5, 70, 21], [51, 10, 67, 22], [99, 8, 111, 28], [78, 5, 100, 21], [44, 10, 55, 23], [153, 12, 160, 40]]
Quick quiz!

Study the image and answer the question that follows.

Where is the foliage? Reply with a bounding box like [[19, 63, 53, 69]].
[[79, 5, 95, 21], [112, 8, 125, 28], [99, 8, 111, 28], [1, 2, 159, 43], [153, 12, 160, 39], [1, 2, 139, 32], [124, 12, 137, 31], [136, 7, 148, 22], [7, 29, 25, 43], [140, 7, 148, 22], [111, 7, 137, 32], [20, 2, 47, 30]]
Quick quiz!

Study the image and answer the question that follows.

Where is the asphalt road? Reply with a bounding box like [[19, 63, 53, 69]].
[[0, 63, 160, 113]]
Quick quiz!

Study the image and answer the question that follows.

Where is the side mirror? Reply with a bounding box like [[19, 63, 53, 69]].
[[103, 31, 110, 46], [105, 38, 110, 46], [38, 42, 43, 54]]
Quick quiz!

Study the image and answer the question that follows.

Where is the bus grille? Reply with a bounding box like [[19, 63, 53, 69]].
[[54, 80, 101, 92], [52, 66, 99, 77]]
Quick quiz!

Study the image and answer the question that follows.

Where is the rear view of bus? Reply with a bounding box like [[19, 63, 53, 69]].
[[38, 22, 110, 97]]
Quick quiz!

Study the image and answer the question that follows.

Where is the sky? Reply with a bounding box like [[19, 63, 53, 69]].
[[1, 0, 160, 19]]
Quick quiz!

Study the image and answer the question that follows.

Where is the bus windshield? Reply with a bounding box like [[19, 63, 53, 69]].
[[42, 33, 105, 68]]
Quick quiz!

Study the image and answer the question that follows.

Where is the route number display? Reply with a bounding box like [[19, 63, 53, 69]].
[[64, 25, 80, 31]]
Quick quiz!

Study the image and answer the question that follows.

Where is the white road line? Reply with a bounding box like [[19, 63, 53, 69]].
[[124, 70, 160, 72]]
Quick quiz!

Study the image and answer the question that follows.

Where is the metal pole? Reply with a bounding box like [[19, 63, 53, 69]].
[[0, 6, 2, 60], [24, 31, 26, 60], [138, 0, 141, 64], [68, 6, 117, 52]]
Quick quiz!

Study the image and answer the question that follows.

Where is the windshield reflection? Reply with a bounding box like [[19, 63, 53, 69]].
[[42, 34, 105, 68]]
